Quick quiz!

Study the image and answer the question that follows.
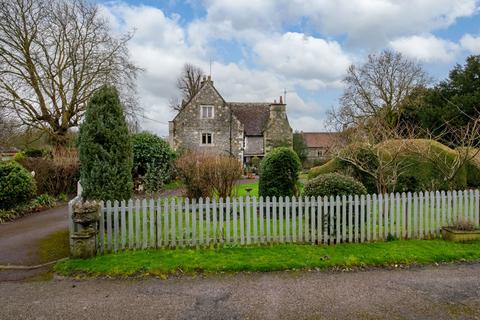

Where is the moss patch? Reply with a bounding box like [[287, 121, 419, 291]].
[[38, 230, 70, 263]]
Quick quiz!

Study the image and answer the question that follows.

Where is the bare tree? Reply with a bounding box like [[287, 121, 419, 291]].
[[0, 0, 139, 146], [168, 96, 182, 113], [170, 63, 204, 112], [331, 50, 430, 138], [0, 110, 17, 146]]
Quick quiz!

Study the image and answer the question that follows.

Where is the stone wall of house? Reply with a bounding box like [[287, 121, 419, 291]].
[[264, 103, 293, 152], [244, 136, 264, 155], [170, 78, 244, 159]]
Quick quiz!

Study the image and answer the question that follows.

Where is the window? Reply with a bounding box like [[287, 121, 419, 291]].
[[201, 133, 213, 145], [201, 105, 214, 119]]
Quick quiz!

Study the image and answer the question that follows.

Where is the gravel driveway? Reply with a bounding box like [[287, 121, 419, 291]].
[[1, 262, 479, 319]]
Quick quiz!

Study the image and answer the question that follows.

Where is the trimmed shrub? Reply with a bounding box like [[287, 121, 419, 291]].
[[77, 86, 133, 201], [380, 139, 468, 191], [309, 139, 473, 193], [304, 173, 367, 197], [459, 148, 480, 188], [0, 161, 36, 209], [308, 158, 342, 178], [259, 147, 301, 197], [132, 132, 176, 194]]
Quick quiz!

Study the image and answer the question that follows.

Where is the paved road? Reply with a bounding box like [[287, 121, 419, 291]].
[[1, 262, 479, 319], [0, 205, 68, 281]]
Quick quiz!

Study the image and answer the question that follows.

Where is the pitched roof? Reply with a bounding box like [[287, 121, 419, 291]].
[[302, 132, 341, 148], [228, 102, 271, 136]]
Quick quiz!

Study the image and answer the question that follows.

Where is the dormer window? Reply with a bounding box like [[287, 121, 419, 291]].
[[201, 105, 214, 119]]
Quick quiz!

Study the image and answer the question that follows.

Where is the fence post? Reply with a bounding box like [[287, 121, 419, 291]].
[[70, 200, 100, 259]]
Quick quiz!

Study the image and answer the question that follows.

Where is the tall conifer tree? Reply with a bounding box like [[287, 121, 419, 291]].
[[78, 86, 133, 200]]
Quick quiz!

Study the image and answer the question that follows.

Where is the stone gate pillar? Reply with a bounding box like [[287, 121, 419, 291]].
[[70, 200, 100, 259]]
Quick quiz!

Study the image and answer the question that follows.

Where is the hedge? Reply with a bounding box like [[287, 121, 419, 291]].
[[309, 139, 480, 193]]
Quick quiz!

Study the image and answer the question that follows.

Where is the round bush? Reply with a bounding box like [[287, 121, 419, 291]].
[[0, 161, 36, 209], [304, 173, 367, 197], [132, 132, 176, 192], [259, 147, 301, 197]]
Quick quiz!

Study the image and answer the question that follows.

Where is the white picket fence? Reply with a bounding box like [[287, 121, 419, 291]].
[[69, 189, 480, 254]]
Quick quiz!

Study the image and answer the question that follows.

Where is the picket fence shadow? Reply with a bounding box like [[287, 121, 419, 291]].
[[69, 189, 480, 254]]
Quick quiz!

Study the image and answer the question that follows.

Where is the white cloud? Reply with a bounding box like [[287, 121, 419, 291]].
[[289, 116, 328, 132], [253, 32, 351, 88], [196, 0, 479, 47], [202, 0, 280, 31], [298, 0, 478, 46], [101, 4, 198, 135], [460, 34, 480, 54], [389, 34, 460, 63]]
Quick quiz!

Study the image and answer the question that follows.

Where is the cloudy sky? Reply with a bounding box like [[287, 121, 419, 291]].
[[98, 0, 480, 137]]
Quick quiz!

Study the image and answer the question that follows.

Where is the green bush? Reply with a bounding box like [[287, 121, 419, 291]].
[[308, 144, 378, 193], [340, 144, 378, 193], [77, 86, 133, 201], [304, 173, 367, 197], [259, 147, 301, 197], [132, 132, 175, 193], [0, 161, 36, 209], [23, 147, 50, 158], [460, 148, 480, 188], [33, 194, 56, 208]]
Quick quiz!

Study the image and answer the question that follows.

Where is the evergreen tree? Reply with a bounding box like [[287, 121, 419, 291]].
[[400, 55, 480, 145], [293, 132, 308, 164], [77, 86, 133, 200]]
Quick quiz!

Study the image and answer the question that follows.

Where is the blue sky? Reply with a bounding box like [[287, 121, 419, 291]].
[[97, 0, 480, 136]]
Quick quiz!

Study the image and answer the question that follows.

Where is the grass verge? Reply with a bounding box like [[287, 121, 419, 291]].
[[55, 240, 480, 278]]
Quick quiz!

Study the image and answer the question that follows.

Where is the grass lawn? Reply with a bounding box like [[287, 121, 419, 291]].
[[233, 182, 259, 197], [161, 180, 184, 190], [55, 240, 480, 277]]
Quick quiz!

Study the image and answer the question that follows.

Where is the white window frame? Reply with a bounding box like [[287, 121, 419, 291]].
[[200, 105, 214, 119], [201, 132, 213, 145]]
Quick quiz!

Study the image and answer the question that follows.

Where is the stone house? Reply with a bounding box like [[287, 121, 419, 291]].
[[301, 132, 343, 165], [168, 76, 293, 165]]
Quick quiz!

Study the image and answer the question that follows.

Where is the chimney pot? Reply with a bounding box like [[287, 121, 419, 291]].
[[279, 95, 283, 104], [274, 99, 277, 104], [207, 75, 211, 81]]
